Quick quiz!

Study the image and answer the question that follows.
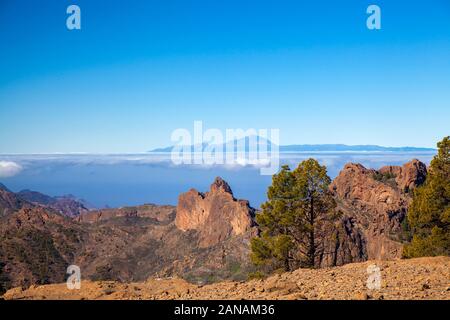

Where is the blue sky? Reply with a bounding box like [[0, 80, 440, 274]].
[[0, 0, 449, 153]]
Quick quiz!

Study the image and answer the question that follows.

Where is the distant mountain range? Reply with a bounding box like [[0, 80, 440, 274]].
[[17, 189, 95, 215], [278, 144, 436, 152], [150, 138, 436, 153], [0, 186, 94, 218]]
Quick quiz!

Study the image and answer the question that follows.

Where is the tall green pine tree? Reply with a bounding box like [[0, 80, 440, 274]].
[[403, 136, 450, 257], [251, 159, 339, 271]]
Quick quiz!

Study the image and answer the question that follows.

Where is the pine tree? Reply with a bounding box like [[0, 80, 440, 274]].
[[403, 136, 450, 257], [251, 159, 339, 271]]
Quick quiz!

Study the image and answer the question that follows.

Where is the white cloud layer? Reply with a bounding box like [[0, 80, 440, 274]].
[[0, 161, 23, 177]]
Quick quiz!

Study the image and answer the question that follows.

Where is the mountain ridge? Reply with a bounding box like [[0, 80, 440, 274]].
[[16, 190, 91, 217], [150, 140, 436, 153]]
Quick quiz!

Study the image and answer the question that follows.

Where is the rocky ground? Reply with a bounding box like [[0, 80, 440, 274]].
[[3, 257, 449, 300]]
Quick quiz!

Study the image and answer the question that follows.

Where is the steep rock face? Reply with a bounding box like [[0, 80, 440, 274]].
[[379, 159, 427, 193], [319, 216, 367, 267], [176, 177, 257, 248], [330, 160, 427, 261]]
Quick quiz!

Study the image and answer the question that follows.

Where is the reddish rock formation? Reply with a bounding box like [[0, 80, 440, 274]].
[[379, 159, 427, 193], [319, 216, 367, 267], [329, 160, 427, 261], [176, 177, 257, 247]]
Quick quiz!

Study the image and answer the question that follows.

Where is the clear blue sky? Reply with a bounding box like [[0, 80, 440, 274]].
[[0, 0, 449, 153]]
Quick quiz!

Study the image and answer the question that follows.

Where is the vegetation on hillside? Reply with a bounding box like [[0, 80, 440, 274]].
[[403, 136, 450, 258]]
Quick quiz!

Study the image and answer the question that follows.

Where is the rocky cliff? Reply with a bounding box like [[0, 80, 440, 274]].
[[378, 159, 427, 193], [329, 159, 427, 261], [176, 177, 257, 247]]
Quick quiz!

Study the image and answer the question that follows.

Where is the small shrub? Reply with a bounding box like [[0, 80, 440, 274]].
[[248, 271, 266, 280]]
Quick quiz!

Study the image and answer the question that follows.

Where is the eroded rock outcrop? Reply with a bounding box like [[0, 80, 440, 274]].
[[329, 159, 427, 261], [176, 177, 257, 247], [379, 159, 427, 193], [319, 216, 368, 267]]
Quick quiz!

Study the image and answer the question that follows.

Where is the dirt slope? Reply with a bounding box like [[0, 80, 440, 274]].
[[3, 257, 449, 300]]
